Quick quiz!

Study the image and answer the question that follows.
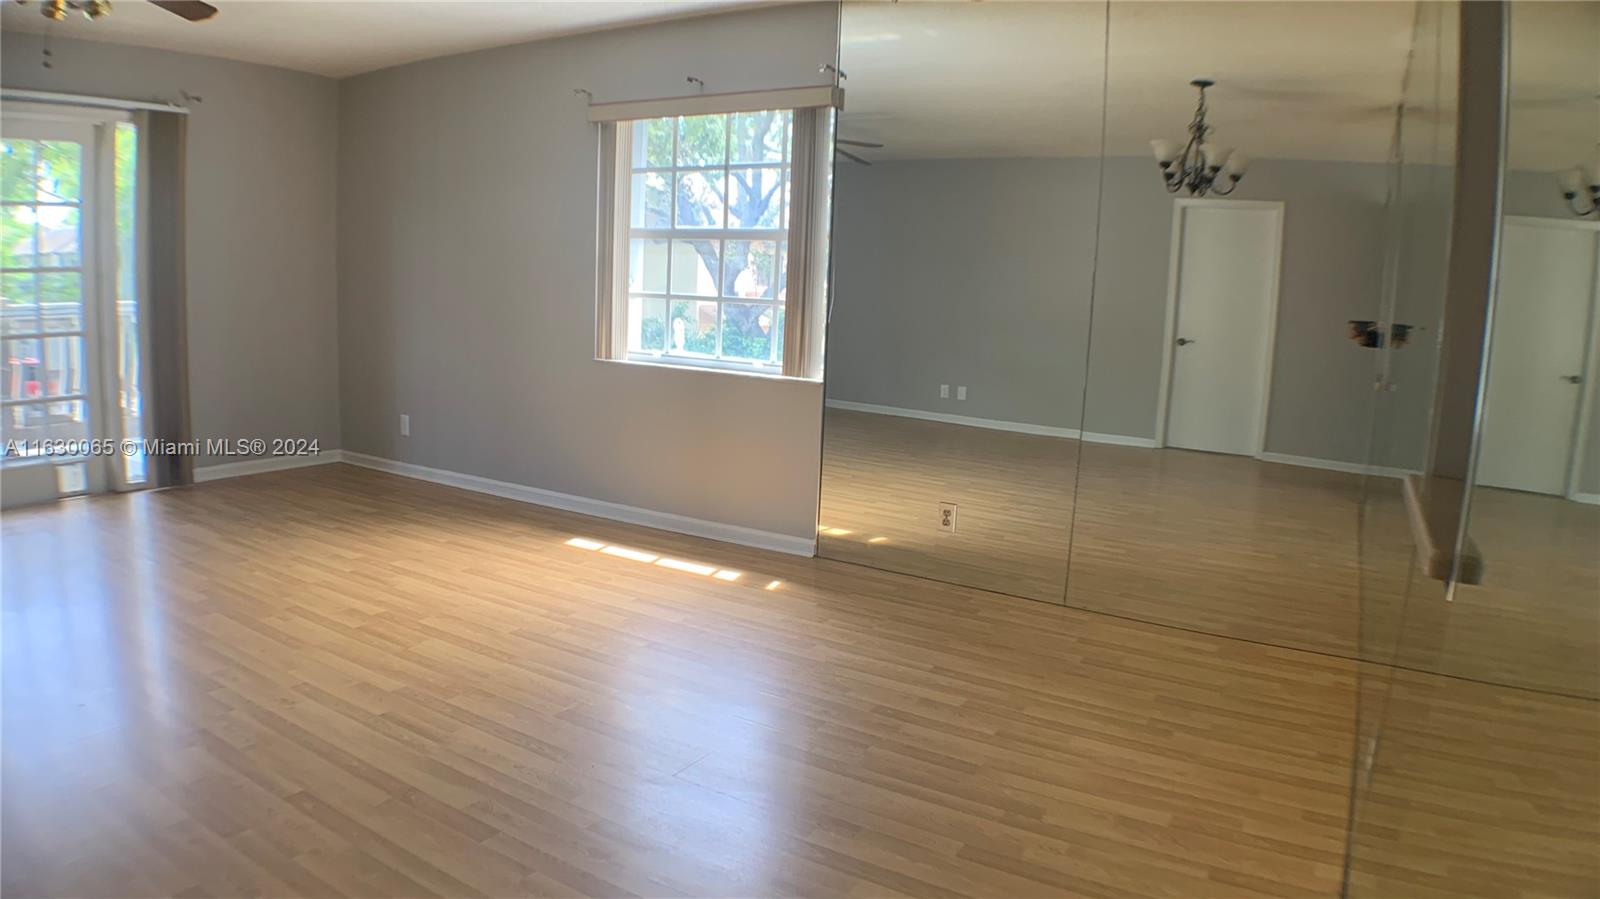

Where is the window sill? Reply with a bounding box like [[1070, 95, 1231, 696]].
[[597, 355, 820, 384]]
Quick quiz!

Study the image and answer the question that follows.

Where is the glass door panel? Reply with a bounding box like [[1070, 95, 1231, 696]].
[[1, 108, 143, 497]]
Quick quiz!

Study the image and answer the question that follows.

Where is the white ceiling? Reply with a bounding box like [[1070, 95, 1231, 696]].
[[837, 1, 1600, 168], [838, 1, 1417, 164], [0, 0, 757, 78], [3, 0, 1592, 168]]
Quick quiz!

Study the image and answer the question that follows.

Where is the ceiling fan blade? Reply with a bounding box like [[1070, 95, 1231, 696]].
[[836, 148, 873, 166], [148, 0, 219, 21], [837, 139, 885, 148]]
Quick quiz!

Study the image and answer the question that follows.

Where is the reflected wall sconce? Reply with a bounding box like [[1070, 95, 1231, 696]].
[[1150, 79, 1250, 197], [1555, 142, 1599, 217]]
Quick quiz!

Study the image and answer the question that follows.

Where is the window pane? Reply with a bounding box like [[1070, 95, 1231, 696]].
[[775, 305, 785, 361], [630, 171, 670, 228], [37, 142, 82, 202], [5, 206, 84, 268], [670, 239, 719, 297], [776, 243, 789, 302], [2, 338, 42, 401], [46, 335, 86, 397], [720, 303, 775, 362], [676, 114, 727, 167], [115, 121, 142, 480], [116, 123, 139, 307], [628, 296, 667, 352], [1, 205, 35, 268], [727, 168, 784, 229], [1, 140, 36, 202], [729, 110, 787, 164], [39, 273, 82, 331], [668, 300, 718, 355], [2, 273, 37, 335], [1, 399, 88, 449], [628, 239, 668, 294], [674, 171, 725, 228], [4, 336, 83, 399], [633, 118, 674, 168], [722, 240, 778, 299]]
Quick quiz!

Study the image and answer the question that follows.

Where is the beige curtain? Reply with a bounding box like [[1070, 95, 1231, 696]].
[[595, 122, 631, 360], [141, 110, 193, 487], [782, 107, 825, 379]]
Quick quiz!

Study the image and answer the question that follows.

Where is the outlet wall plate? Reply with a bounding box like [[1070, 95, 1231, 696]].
[[938, 501, 958, 533], [399, 414, 410, 436]]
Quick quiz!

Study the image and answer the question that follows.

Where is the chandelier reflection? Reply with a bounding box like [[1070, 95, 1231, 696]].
[[1150, 79, 1250, 197]]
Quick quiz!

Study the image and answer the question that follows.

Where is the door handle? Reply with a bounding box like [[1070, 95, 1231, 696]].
[[1176, 337, 1196, 346], [1562, 374, 1583, 384]]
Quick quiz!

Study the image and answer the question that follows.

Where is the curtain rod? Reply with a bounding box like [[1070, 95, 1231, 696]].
[[0, 88, 191, 115]]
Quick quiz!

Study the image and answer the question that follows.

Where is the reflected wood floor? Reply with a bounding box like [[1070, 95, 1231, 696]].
[[818, 410, 1361, 652], [2, 464, 1361, 899], [820, 411, 1600, 698], [818, 410, 1077, 602]]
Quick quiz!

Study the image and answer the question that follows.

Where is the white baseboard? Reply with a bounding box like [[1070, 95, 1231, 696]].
[[824, 399, 1158, 448], [1257, 452, 1412, 479], [194, 449, 346, 483], [339, 452, 817, 557], [1572, 492, 1600, 506], [1080, 431, 1160, 449]]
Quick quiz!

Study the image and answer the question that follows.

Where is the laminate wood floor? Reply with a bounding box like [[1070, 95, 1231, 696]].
[[2, 464, 1360, 898], [1346, 667, 1600, 899]]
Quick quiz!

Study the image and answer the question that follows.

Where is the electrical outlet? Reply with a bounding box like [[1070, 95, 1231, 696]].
[[938, 501, 958, 533], [399, 413, 410, 437], [956, 385, 967, 401], [939, 384, 950, 399]]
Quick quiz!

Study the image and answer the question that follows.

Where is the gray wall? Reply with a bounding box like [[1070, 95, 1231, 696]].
[[336, 3, 835, 542], [827, 155, 1391, 464], [1, 33, 342, 468]]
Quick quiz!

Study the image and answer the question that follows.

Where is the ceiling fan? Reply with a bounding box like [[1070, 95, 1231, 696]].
[[836, 138, 883, 166], [20, 0, 218, 22]]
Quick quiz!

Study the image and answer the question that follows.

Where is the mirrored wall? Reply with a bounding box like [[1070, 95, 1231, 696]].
[[819, 0, 1106, 602], [818, 0, 1597, 715], [820, 0, 1421, 653]]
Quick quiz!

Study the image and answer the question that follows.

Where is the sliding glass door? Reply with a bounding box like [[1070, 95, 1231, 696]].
[[1, 105, 144, 500]]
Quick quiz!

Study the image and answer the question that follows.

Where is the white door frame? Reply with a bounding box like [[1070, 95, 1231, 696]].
[[1154, 198, 1286, 454], [1497, 215, 1600, 500]]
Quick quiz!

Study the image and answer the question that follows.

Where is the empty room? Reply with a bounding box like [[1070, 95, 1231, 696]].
[[1, 1, 1596, 897]]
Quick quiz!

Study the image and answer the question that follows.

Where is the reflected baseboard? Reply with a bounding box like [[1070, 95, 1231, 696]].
[[1257, 452, 1413, 480], [823, 399, 1159, 448], [1572, 492, 1600, 506]]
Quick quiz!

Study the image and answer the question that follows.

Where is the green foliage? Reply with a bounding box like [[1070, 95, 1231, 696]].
[[633, 111, 793, 364], [115, 124, 138, 304], [676, 114, 726, 166]]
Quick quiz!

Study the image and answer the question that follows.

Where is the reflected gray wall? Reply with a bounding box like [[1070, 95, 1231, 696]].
[[828, 155, 1393, 465], [826, 158, 1096, 431]]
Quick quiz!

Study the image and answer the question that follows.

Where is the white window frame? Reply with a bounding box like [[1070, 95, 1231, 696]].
[[592, 86, 838, 381]]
